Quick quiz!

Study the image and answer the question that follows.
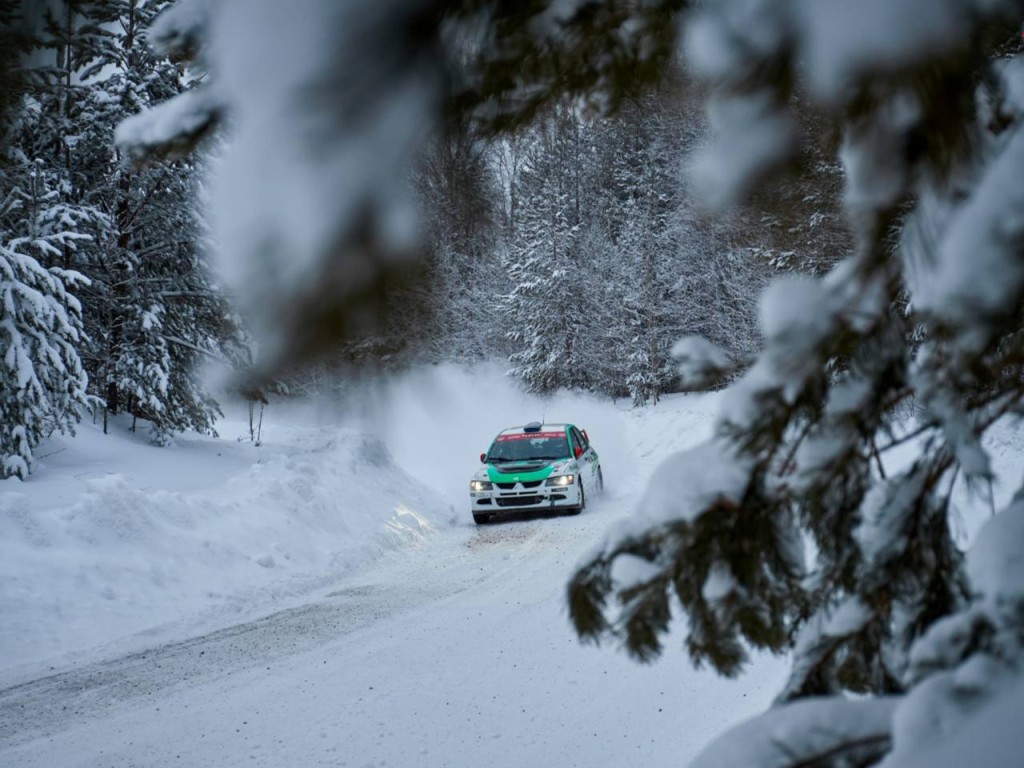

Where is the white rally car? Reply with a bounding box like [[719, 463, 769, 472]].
[[469, 422, 603, 524]]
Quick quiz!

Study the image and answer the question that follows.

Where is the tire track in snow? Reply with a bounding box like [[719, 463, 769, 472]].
[[0, 511, 601, 751]]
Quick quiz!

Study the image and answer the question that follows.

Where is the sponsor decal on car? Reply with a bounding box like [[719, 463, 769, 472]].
[[495, 431, 565, 441]]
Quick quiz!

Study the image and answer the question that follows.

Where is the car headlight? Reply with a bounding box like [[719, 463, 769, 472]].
[[470, 480, 493, 492], [545, 474, 574, 487]]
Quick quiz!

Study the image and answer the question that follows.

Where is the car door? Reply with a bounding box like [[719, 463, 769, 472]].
[[570, 426, 599, 487]]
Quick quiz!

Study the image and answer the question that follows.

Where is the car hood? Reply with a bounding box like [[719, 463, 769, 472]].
[[480, 459, 574, 484], [488, 461, 552, 475]]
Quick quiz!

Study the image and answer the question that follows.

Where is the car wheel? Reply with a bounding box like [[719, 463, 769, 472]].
[[473, 513, 492, 525], [597, 467, 604, 493], [566, 482, 585, 516]]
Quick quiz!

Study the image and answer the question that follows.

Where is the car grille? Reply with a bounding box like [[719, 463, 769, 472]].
[[495, 496, 542, 507], [495, 480, 543, 490]]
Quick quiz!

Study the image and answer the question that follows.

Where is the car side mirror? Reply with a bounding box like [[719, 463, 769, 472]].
[[574, 446, 583, 458], [582, 429, 589, 442], [480, 452, 486, 463]]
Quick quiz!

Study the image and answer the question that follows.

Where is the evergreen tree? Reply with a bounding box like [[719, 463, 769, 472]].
[[587, 91, 687, 405], [0, 1, 102, 476], [0, 160, 94, 478], [568, 2, 1024, 766], [504, 105, 589, 393], [6, 0, 243, 444], [412, 129, 506, 363]]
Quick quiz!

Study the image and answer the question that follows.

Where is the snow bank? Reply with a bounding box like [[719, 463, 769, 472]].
[[0, 410, 446, 675]]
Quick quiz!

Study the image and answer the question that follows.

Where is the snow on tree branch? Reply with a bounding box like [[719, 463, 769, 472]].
[[0, 244, 91, 478], [690, 92, 799, 210], [148, 0, 212, 61], [116, 87, 223, 163], [571, 0, 1024, 766], [876, 496, 1024, 767], [672, 336, 733, 390], [912, 122, 1024, 350], [120, 0, 447, 378], [688, 696, 898, 768]]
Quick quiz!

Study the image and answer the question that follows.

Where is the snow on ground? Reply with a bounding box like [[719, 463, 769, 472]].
[[2, 363, 1022, 767], [0, 402, 446, 677], [0, 363, 718, 679]]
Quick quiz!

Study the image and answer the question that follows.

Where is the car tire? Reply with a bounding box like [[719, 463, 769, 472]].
[[473, 513, 492, 525], [566, 482, 585, 516], [597, 467, 604, 493]]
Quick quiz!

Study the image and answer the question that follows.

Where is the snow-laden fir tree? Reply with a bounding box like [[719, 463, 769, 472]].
[[410, 129, 506, 363], [7, 0, 244, 444], [0, 161, 95, 478], [569, 2, 1024, 766], [0, 3, 103, 476], [586, 91, 686, 405], [504, 85, 726, 401], [504, 105, 589, 393]]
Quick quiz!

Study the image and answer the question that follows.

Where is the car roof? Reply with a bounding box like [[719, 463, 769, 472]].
[[498, 423, 571, 437]]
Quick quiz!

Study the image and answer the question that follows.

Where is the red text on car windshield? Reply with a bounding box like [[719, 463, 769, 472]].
[[495, 432, 564, 441]]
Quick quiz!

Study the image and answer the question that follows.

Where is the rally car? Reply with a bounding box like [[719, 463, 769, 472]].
[[469, 422, 603, 524]]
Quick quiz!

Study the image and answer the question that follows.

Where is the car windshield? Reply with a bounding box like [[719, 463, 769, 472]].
[[488, 432, 569, 462]]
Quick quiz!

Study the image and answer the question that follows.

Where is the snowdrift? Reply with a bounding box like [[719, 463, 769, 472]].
[[0, 411, 446, 676]]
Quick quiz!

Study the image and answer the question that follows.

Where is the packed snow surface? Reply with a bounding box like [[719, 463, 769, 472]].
[[0, 364, 786, 767], [2, 364, 1022, 767], [0, 405, 445, 671]]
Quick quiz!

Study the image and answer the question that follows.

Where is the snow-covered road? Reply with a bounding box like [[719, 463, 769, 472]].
[[0, 499, 787, 768], [5, 364, 1021, 767], [0, 365, 798, 766]]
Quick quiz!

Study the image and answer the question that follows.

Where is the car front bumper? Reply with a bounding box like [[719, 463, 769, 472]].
[[470, 481, 581, 514]]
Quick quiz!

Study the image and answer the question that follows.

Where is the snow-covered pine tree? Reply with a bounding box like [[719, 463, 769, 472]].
[[586, 90, 687, 405], [411, 129, 506, 363], [9, 0, 243, 443], [0, 1, 104, 476], [0, 161, 94, 478], [569, 2, 1024, 766], [83, 0, 230, 440], [504, 105, 590, 393]]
